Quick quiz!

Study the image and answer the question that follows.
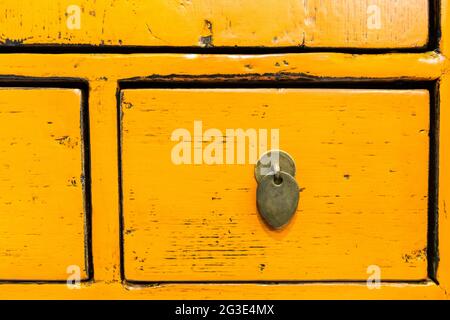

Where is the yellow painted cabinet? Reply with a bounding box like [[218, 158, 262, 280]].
[[0, 0, 448, 300], [0, 0, 429, 49], [0, 88, 89, 281], [120, 88, 430, 282]]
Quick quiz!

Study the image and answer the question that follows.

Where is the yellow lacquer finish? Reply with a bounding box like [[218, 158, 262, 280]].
[[0, 88, 88, 280], [0, 0, 448, 300], [0, 0, 429, 48], [121, 89, 429, 282], [0, 51, 446, 298]]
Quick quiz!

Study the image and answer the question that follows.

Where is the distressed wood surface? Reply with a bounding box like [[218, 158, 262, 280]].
[[121, 89, 429, 282], [0, 281, 447, 300], [0, 0, 429, 48], [0, 89, 88, 280], [0, 49, 446, 297]]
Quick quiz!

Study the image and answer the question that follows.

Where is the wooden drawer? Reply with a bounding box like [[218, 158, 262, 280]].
[[120, 88, 430, 282], [0, 88, 89, 281], [0, 0, 429, 49]]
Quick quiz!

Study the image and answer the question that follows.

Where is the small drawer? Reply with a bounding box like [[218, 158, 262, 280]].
[[0, 88, 89, 281], [120, 88, 430, 282], [0, 0, 429, 49]]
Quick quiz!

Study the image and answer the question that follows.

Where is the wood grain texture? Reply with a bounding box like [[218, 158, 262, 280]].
[[0, 89, 88, 280], [0, 47, 446, 296], [0, 0, 429, 48], [0, 282, 447, 300], [0, 53, 443, 82], [121, 89, 430, 282]]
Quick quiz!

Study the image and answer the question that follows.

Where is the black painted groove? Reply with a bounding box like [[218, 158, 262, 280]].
[[429, 0, 441, 52], [0, 0, 441, 55], [125, 279, 433, 286], [120, 78, 439, 89], [0, 77, 94, 283], [116, 86, 126, 287], [428, 81, 440, 283], [117, 79, 440, 285]]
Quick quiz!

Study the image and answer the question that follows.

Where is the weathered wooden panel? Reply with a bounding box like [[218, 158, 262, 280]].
[[0, 0, 429, 48], [121, 89, 429, 281], [0, 88, 88, 280]]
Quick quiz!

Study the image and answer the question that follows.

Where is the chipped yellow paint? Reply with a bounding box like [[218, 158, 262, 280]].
[[0, 0, 447, 300], [121, 89, 429, 282], [0, 50, 446, 298], [0, 281, 447, 300], [0, 89, 88, 280], [0, 0, 429, 48]]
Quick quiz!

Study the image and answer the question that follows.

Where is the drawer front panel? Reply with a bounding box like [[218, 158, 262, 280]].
[[120, 88, 430, 282], [0, 88, 89, 281], [0, 0, 429, 49]]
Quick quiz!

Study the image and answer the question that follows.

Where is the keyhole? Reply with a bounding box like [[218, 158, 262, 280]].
[[273, 174, 283, 186]]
